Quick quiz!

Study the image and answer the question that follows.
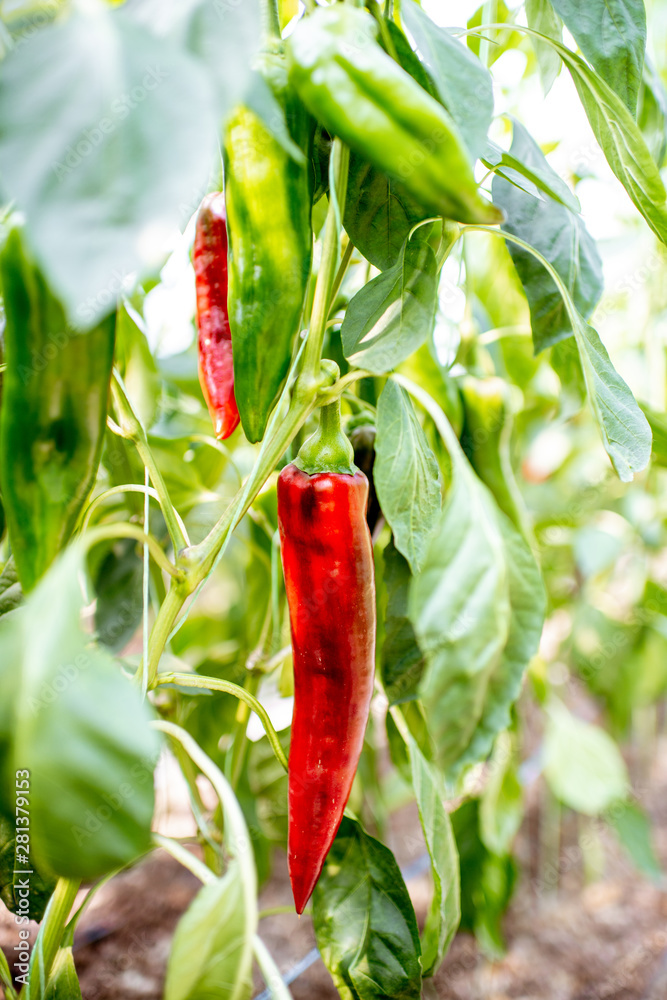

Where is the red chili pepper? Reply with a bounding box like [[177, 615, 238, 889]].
[[194, 193, 240, 440], [277, 399, 376, 913]]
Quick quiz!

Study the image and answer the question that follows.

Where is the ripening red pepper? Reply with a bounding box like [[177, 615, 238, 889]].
[[277, 400, 376, 914], [194, 193, 240, 440]]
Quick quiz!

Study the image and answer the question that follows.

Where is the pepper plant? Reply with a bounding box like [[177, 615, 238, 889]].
[[0, 0, 665, 996]]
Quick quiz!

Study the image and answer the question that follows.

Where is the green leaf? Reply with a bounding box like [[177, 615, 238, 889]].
[[492, 123, 602, 352], [344, 157, 433, 271], [401, 0, 493, 161], [549, 0, 646, 114], [405, 733, 460, 977], [380, 541, 426, 706], [453, 515, 545, 776], [641, 403, 667, 466], [637, 57, 667, 167], [479, 731, 523, 856], [6, 546, 160, 879], [543, 700, 629, 815], [542, 34, 667, 244], [165, 863, 254, 1000], [313, 816, 422, 1000], [483, 128, 580, 213], [375, 381, 442, 574], [44, 948, 82, 1000], [94, 539, 144, 653], [525, 0, 563, 94], [0, 4, 217, 325], [606, 799, 662, 880], [409, 440, 511, 774], [574, 317, 651, 482], [0, 947, 15, 999], [341, 239, 437, 374], [0, 814, 56, 923]]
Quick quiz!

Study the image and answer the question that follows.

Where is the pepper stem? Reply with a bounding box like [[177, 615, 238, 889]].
[[294, 394, 358, 477]]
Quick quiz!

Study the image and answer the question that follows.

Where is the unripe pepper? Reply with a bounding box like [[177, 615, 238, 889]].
[[194, 193, 240, 440], [224, 50, 313, 443], [286, 5, 502, 225], [277, 400, 376, 913], [0, 226, 115, 591]]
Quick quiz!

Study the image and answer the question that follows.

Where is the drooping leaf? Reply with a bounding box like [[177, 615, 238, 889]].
[[341, 239, 438, 373], [525, 0, 563, 95], [549, 0, 646, 114], [543, 700, 629, 815], [344, 157, 433, 272], [402, 0, 494, 161], [492, 123, 603, 352], [541, 34, 667, 244], [313, 817, 422, 1000], [165, 864, 254, 1000], [405, 733, 460, 976], [453, 514, 545, 776], [574, 316, 651, 482], [409, 441, 511, 774], [380, 541, 426, 706], [375, 381, 442, 574], [0, 4, 218, 325], [6, 546, 160, 878]]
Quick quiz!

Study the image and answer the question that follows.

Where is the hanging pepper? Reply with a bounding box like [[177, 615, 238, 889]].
[[194, 193, 240, 440], [278, 399, 376, 914], [0, 227, 115, 591], [224, 50, 313, 443], [286, 5, 502, 225]]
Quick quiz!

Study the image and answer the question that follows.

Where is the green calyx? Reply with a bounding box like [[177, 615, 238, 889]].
[[294, 397, 358, 476]]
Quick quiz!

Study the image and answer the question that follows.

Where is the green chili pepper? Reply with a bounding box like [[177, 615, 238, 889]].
[[0, 228, 115, 591], [286, 5, 502, 225], [225, 50, 313, 444]]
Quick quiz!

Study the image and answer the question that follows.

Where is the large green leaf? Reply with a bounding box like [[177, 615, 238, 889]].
[[341, 239, 438, 374], [543, 700, 629, 815], [409, 439, 511, 773], [313, 817, 422, 1000], [374, 381, 442, 574], [492, 122, 602, 352], [380, 541, 425, 706], [549, 0, 646, 114], [406, 734, 460, 977], [401, 0, 493, 161], [0, 4, 217, 325], [4, 546, 159, 878], [165, 864, 254, 1000], [452, 515, 545, 777]]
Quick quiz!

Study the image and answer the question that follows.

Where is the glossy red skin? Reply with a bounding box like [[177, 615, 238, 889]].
[[194, 193, 240, 440], [277, 464, 376, 914]]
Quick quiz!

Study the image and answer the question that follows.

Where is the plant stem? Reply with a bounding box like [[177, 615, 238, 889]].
[[110, 373, 188, 554], [253, 935, 294, 1000], [300, 140, 350, 385], [24, 878, 80, 1000], [328, 236, 354, 315], [145, 580, 190, 689], [153, 835, 216, 885], [160, 671, 288, 772]]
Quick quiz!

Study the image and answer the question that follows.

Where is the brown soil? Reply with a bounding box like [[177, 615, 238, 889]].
[[2, 737, 667, 1000]]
